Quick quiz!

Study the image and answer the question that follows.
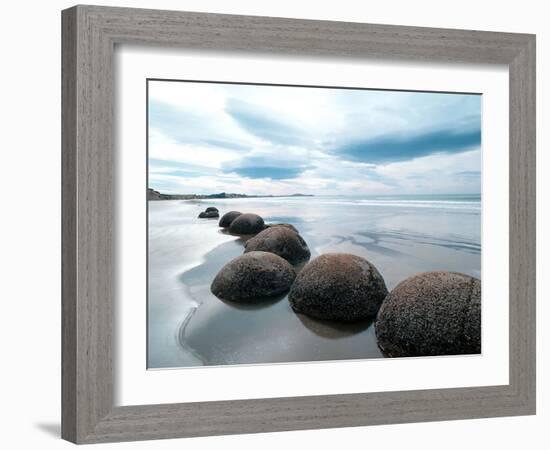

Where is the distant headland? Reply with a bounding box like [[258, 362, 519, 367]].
[[148, 188, 314, 201]]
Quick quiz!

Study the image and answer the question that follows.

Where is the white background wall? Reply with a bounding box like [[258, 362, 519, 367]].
[[0, 0, 546, 448]]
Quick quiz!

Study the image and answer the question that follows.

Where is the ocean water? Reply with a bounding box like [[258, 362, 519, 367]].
[[147, 194, 481, 369]]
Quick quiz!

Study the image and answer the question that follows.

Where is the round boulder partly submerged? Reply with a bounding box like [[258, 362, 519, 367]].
[[375, 271, 481, 357], [219, 211, 242, 228], [244, 226, 310, 265], [205, 206, 219, 213], [228, 213, 265, 235], [288, 253, 388, 322], [211, 251, 296, 302]]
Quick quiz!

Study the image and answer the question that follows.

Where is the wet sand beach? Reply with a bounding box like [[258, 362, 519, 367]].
[[147, 195, 481, 369]]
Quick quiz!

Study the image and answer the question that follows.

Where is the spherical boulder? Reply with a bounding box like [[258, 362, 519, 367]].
[[198, 210, 219, 218], [288, 253, 388, 322], [228, 213, 265, 235], [219, 211, 242, 228], [244, 226, 310, 264], [205, 206, 219, 213], [211, 251, 296, 302], [375, 271, 481, 357]]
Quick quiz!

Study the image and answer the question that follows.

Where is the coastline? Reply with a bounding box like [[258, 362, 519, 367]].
[[147, 188, 314, 201]]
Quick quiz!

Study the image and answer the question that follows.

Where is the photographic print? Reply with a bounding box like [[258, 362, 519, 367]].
[[147, 80, 481, 369]]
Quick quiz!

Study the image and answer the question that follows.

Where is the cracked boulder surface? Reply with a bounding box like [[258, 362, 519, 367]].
[[375, 271, 481, 357], [288, 253, 388, 322], [211, 251, 296, 302]]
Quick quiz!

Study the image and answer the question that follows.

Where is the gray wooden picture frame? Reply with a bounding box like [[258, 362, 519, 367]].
[[61, 5, 536, 444]]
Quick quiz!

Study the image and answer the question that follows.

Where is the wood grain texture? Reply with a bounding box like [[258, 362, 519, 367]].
[[508, 36, 536, 408], [61, 7, 77, 443], [61, 5, 536, 444]]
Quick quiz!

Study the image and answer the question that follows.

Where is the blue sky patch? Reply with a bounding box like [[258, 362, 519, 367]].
[[147, 81, 481, 195]]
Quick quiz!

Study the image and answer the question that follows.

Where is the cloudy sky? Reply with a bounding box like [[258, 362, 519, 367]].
[[148, 80, 481, 196]]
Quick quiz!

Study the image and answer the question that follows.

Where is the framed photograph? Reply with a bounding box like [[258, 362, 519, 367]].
[[62, 5, 536, 444]]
